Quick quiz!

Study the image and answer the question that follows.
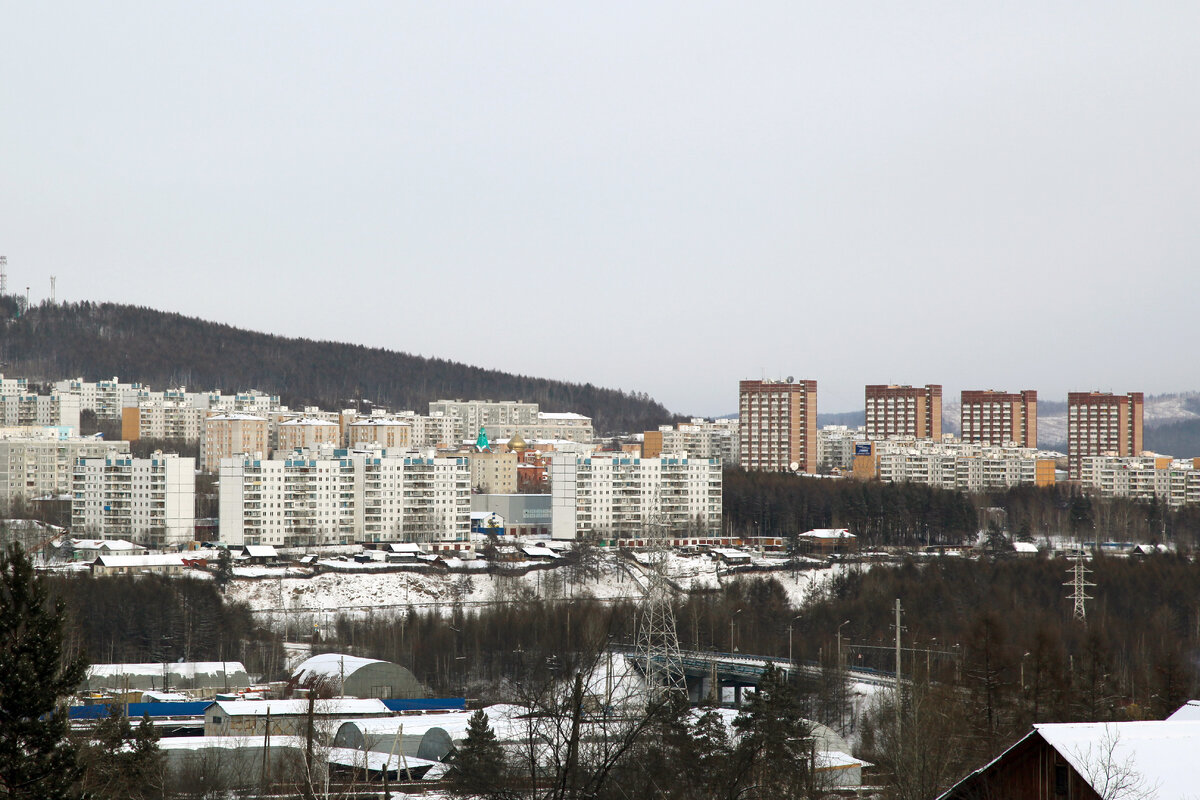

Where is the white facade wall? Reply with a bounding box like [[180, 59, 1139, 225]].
[[656, 419, 738, 464], [0, 435, 129, 502], [1079, 456, 1200, 507], [53, 377, 144, 420], [131, 401, 205, 441], [1, 394, 81, 430], [428, 400, 540, 440], [873, 439, 1055, 492], [550, 453, 722, 541], [816, 426, 867, 472], [72, 452, 196, 546], [0, 375, 30, 396], [218, 449, 470, 548], [395, 412, 458, 449]]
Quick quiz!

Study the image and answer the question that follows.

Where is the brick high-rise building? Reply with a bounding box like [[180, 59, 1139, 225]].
[[738, 379, 817, 473], [960, 390, 1038, 448], [865, 384, 942, 440], [1067, 391, 1144, 480]]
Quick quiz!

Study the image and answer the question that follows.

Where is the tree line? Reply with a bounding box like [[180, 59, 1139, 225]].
[[724, 468, 1200, 549], [48, 573, 284, 679], [0, 298, 679, 434]]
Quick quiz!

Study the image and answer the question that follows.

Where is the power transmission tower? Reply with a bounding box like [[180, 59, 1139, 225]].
[[1064, 554, 1095, 622], [633, 509, 686, 702]]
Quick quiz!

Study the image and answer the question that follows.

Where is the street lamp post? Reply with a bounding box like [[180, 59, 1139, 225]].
[[787, 614, 802, 664], [731, 609, 742, 652]]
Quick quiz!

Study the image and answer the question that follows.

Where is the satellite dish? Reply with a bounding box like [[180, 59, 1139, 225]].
[[790, 461, 800, 472], [786, 376, 794, 383]]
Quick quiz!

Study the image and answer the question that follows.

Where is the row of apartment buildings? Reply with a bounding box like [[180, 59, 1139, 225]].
[[738, 379, 1144, 482]]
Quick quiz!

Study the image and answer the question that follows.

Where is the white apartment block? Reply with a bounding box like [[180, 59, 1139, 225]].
[[0, 432, 128, 503], [0, 374, 30, 396], [1, 393, 81, 430], [72, 452, 196, 547], [429, 400, 539, 440], [121, 400, 205, 442], [870, 438, 1057, 493], [473, 413, 596, 445], [550, 453, 722, 541], [644, 418, 738, 464], [395, 411, 458, 449], [53, 377, 145, 420], [1079, 455, 1200, 507], [201, 413, 269, 473], [816, 425, 867, 472], [218, 448, 470, 548]]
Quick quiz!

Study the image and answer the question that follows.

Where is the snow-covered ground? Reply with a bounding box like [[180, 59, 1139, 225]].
[[226, 549, 855, 626]]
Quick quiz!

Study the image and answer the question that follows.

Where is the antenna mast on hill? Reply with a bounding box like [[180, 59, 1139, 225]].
[[0, 256, 7, 295], [634, 505, 686, 701], [50, 276, 55, 304]]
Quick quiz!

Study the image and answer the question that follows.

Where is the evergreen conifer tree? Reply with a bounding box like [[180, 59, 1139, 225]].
[[446, 709, 507, 798], [0, 544, 89, 800]]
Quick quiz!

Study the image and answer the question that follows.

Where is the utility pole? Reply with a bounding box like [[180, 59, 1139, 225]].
[[895, 598, 903, 738]]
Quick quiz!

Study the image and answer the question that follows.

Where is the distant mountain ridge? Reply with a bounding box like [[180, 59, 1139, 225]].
[[0, 298, 678, 435]]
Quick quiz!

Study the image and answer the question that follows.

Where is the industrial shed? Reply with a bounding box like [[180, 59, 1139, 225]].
[[333, 705, 527, 761], [157, 735, 442, 789], [204, 698, 392, 737], [293, 653, 427, 699], [82, 661, 250, 693]]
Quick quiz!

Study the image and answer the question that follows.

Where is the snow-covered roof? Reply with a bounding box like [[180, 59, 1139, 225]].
[[384, 542, 423, 554], [88, 661, 245, 679], [94, 554, 189, 568], [208, 698, 390, 717], [800, 528, 855, 539], [73, 539, 144, 552], [293, 653, 386, 682], [207, 413, 267, 421], [1036, 721, 1200, 799], [940, 721, 1200, 800], [242, 545, 278, 558], [710, 548, 751, 560], [142, 691, 191, 702], [520, 544, 560, 559], [337, 704, 527, 741], [537, 412, 590, 420], [156, 735, 443, 775], [349, 417, 410, 427], [280, 417, 338, 426], [1013, 541, 1039, 553], [1167, 700, 1200, 721]]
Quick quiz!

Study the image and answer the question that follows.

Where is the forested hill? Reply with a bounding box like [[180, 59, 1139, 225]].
[[0, 299, 678, 434]]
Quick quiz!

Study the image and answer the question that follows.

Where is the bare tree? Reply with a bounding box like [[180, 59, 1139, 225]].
[[1071, 726, 1160, 800]]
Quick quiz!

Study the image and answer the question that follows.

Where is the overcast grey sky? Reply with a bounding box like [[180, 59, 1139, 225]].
[[3, 3, 1200, 416]]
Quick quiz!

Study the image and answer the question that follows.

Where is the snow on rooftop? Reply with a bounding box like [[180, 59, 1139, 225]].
[[537, 412, 590, 420], [294, 653, 386, 682], [207, 412, 267, 421], [73, 539, 143, 551], [1167, 700, 1200, 722], [88, 661, 246, 679], [520, 545, 560, 559], [242, 545, 278, 558], [800, 528, 855, 539], [209, 698, 390, 717], [280, 417, 338, 426], [94, 554, 190, 568], [1035, 720, 1200, 799]]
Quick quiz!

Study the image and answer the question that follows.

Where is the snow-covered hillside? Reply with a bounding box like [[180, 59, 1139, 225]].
[[226, 551, 851, 630]]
